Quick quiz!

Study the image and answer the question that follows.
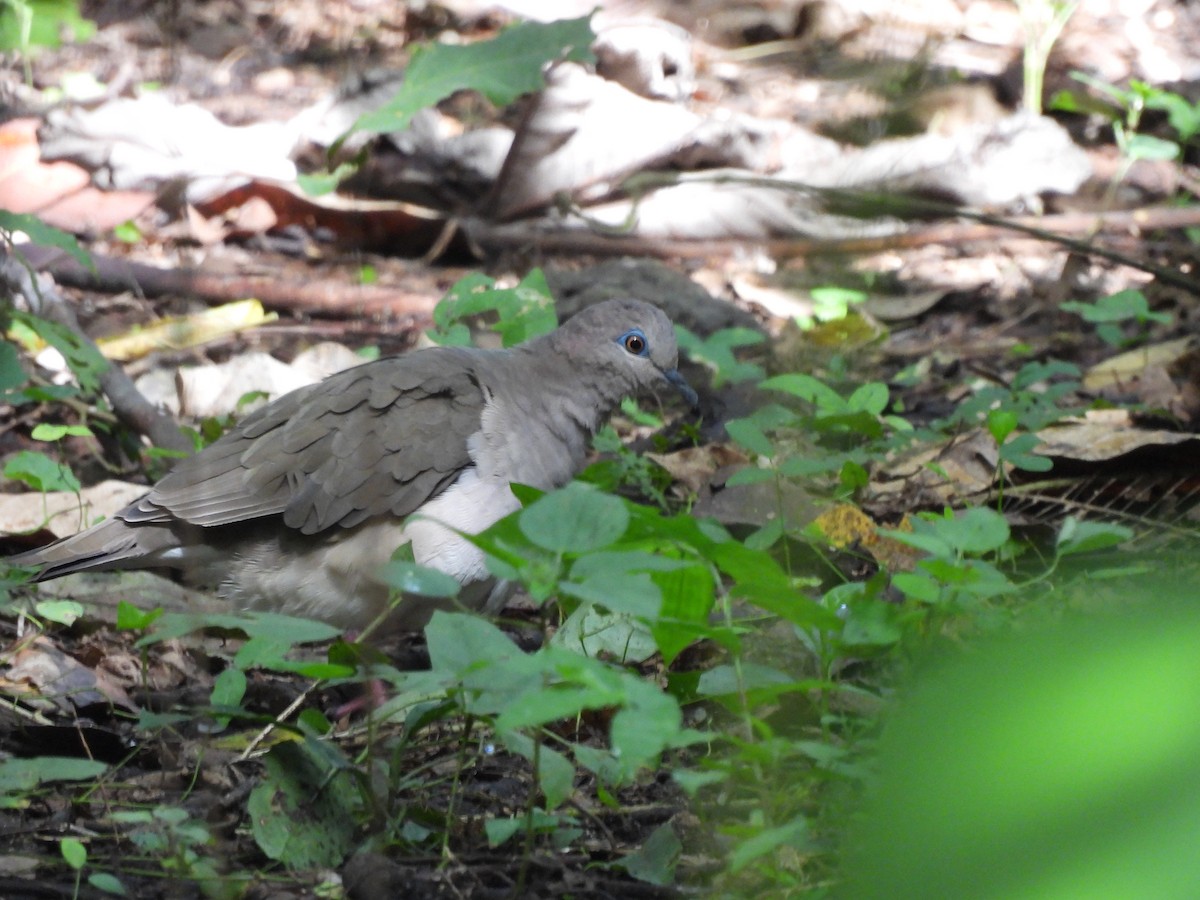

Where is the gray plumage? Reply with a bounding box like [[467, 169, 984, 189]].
[[9, 299, 696, 631]]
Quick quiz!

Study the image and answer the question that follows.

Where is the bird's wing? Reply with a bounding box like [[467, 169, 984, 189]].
[[122, 350, 487, 535]]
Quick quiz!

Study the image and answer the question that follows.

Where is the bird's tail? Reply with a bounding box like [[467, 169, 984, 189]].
[[7, 516, 181, 581]]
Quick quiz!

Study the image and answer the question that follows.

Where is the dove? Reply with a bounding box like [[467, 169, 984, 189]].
[[8, 299, 697, 632]]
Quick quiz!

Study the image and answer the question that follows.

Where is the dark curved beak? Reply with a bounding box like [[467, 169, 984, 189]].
[[665, 368, 700, 411]]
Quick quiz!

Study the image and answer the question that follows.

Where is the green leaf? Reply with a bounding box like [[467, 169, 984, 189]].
[[426, 610, 521, 677], [652, 563, 717, 663], [724, 465, 774, 486], [0, 340, 26, 391], [674, 326, 765, 387], [138, 610, 341, 646], [31, 422, 92, 441], [617, 822, 681, 886], [761, 373, 847, 411], [848, 381, 888, 415], [519, 482, 629, 553], [12, 311, 108, 393], [210, 667, 246, 709], [0, 757, 107, 807], [427, 269, 557, 347], [485, 810, 564, 847], [724, 417, 774, 458], [0, 211, 91, 267], [729, 816, 809, 873], [842, 589, 1200, 900], [1125, 133, 1180, 161], [553, 605, 659, 663], [248, 741, 359, 869], [115, 601, 163, 631], [609, 682, 681, 776], [60, 837, 87, 870], [36, 599, 83, 625], [999, 433, 1053, 472], [296, 160, 362, 196], [502, 732, 576, 809], [1056, 518, 1132, 557], [87, 872, 127, 896], [378, 560, 461, 598], [485, 817, 525, 847], [356, 16, 595, 134], [4, 449, 80, 492], [560, 572, 661, 617], [987, 409, 1019, 445], [892, 571, 941, 604]]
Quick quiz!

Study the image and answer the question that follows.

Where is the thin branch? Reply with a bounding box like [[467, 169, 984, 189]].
[[0, 246, 193, 454]]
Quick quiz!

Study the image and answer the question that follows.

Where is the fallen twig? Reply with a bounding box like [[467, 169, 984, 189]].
[[0, 247, 193, 453], [17, 243, 441, 321]]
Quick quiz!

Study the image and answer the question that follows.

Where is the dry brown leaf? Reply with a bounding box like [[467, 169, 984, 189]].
[[810, 503, 921, 572], [646, 443, 748, 493], [5, 636, 136, 711]]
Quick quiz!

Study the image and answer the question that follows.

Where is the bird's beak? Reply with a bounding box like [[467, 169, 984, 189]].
[[664, 368, 700, 411]]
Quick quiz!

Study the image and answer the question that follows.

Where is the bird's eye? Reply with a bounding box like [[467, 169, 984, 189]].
[[621, 331, 648, 355]]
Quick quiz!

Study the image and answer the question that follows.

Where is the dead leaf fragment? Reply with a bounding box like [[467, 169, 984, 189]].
[[95, 299, 278, 361], [811, 503, 920, 572], [646, 443, 748, 494]]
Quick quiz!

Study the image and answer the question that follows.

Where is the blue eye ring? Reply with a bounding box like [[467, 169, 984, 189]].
[[617, 329, 649, 357]]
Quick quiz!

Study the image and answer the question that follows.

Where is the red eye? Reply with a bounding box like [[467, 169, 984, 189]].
[[624, 333, 646, 354]]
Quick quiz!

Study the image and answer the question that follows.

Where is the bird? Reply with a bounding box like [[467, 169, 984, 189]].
[[8, 298, 698, 632]]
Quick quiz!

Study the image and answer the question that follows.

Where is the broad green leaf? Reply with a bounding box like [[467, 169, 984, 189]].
[[729, 816, 810, 873], [115, 601, 163, 631], [617, 822, 681, 886], [761, 373, 847, 411], [843, 590, 1200, 900], [943, 507, 1011, 554], [426, 610, 521, 677], [553, 605, 658, 663], [891, 571, 941, 604], [4, 449, 80, 492], [138, 610, 341, 646], [569, 550, 693, 580], [1056, 518, 1132, 557], [502, 731, 576, 809], [35, 599, 83, 625], [485, 810, 564, 847], [60, 837, 86, 869], [559, 572, 661, 617], [1125, 133, 1180, 161], [357, 16, 595, 133], [848, 381, 888, 415], [724, 465, 775, 486], [999, 433, 1053, 472], [609, 682, 681, 776], [0, 211, 90, 267], [987, 409, 1019, 444], [248, 741, 358, 869], [378, 560, 461, 598], [0, 756, 107, 807], [87, 872, 127, 896], [519, 482, 629, 552], [31, 422, 92, 441], [12, 311, 109, 393], [0, 341, 25, 391], [724, 417, 774, 457]]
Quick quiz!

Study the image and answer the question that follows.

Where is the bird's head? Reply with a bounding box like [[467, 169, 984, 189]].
[[553, 298, 699, 409]]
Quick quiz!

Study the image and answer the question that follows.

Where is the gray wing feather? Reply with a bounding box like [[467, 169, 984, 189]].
[[124, 350, 486, 534]]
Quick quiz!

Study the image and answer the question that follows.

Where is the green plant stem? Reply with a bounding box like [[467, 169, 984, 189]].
[[515, 733, 542, 897], [441, 713, 474, 863], [1016, 0, 1079, 114]]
